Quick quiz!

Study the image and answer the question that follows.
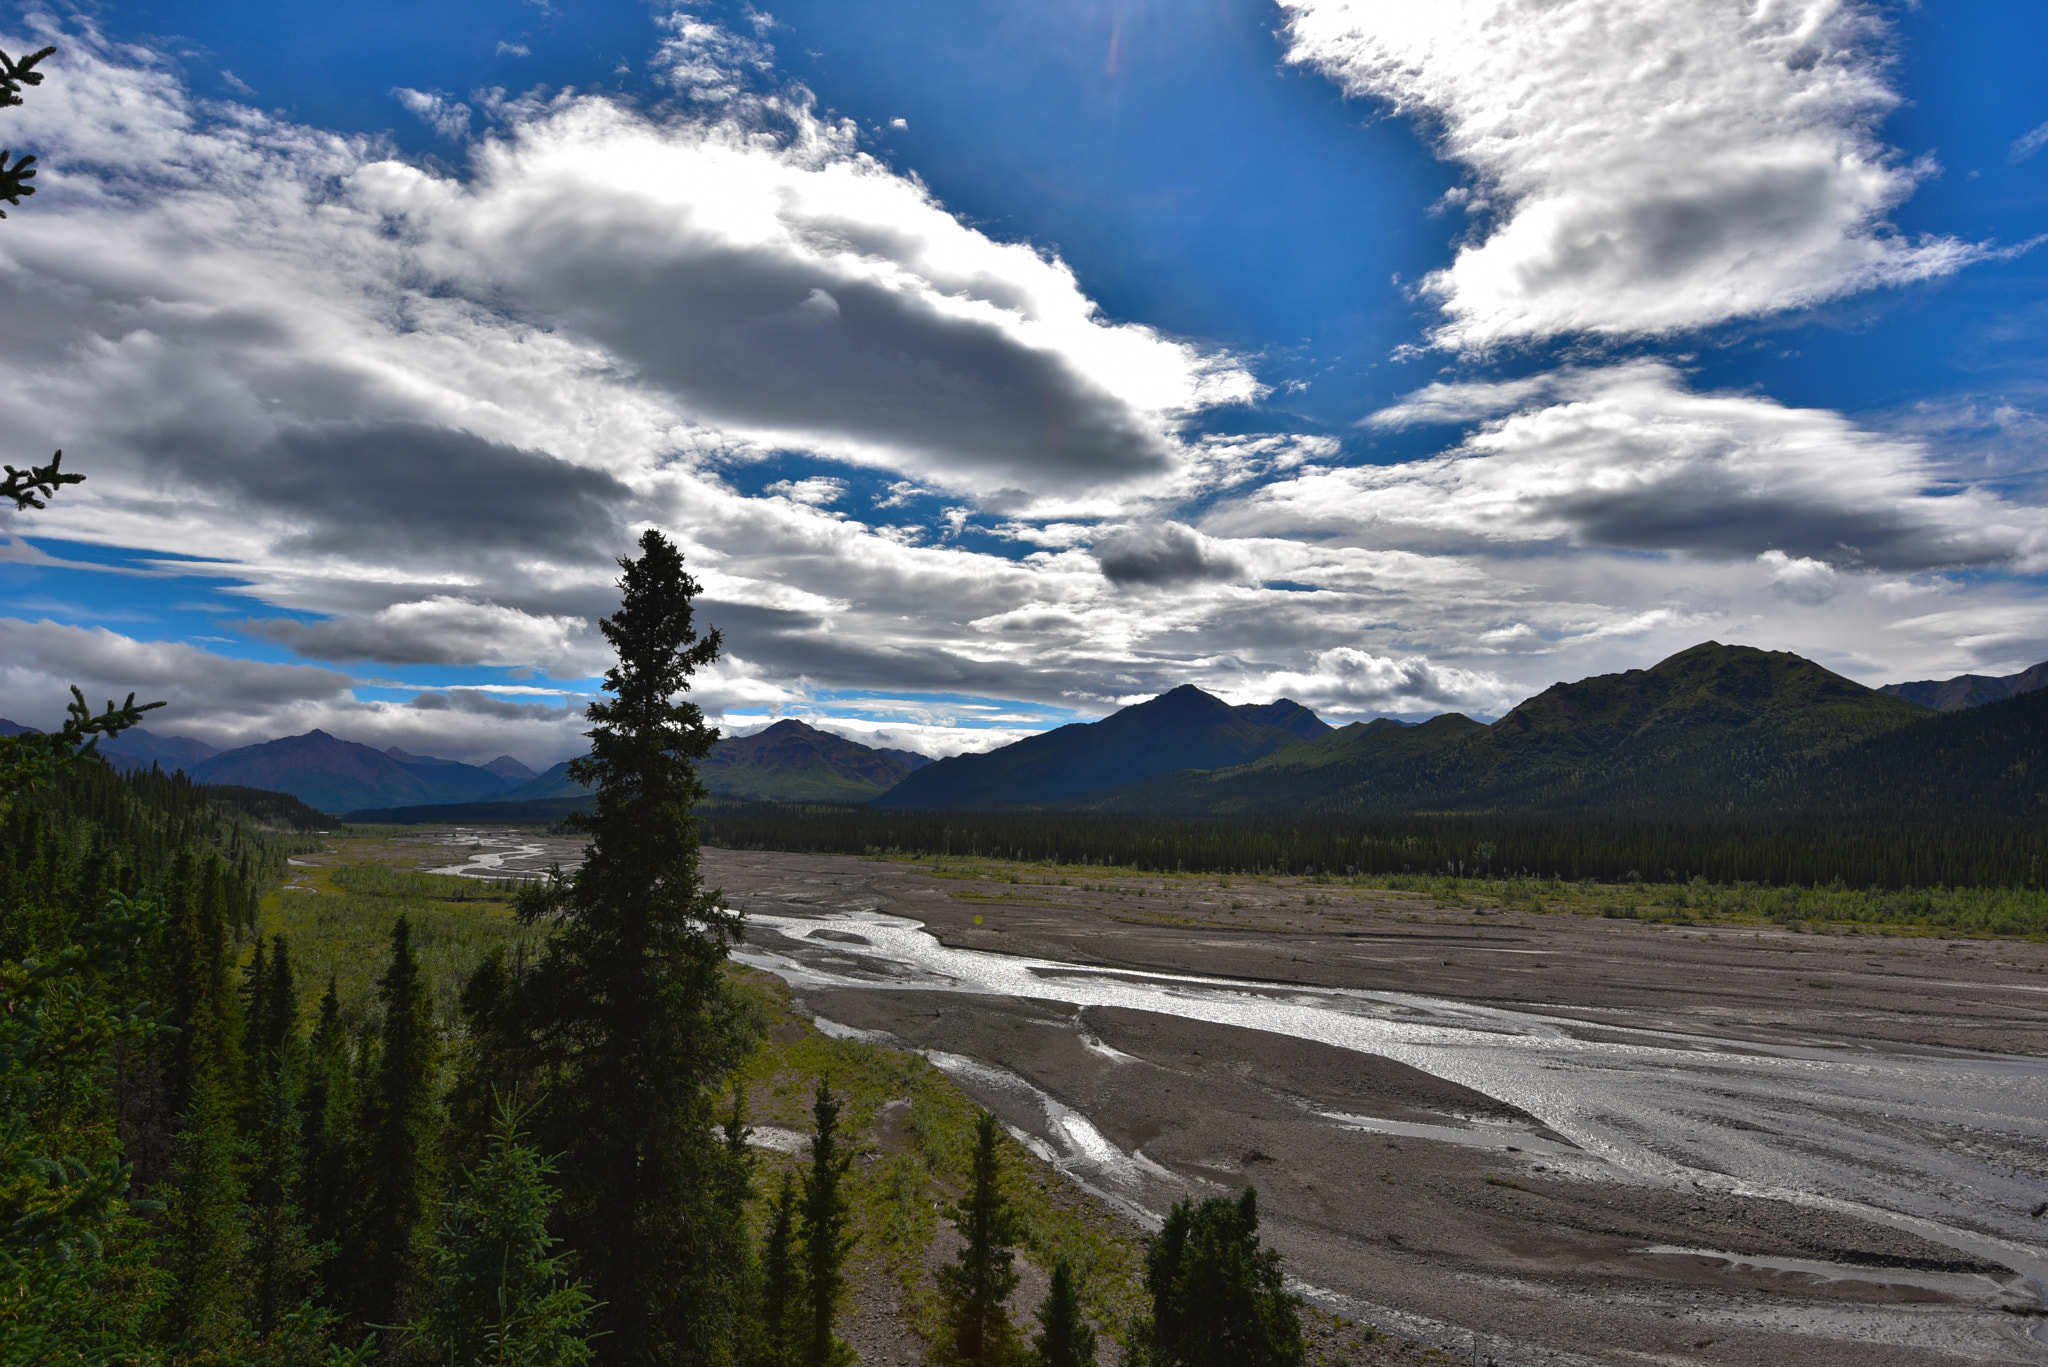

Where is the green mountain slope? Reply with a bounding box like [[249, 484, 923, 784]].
[[870, 685, 1318, 810], [493, 759, 592, 804], [1090, 643, 1930, 817], [702, 719, 929, 801], [1089, 713, 1487, 816], [1761, 684, 2048, 821]]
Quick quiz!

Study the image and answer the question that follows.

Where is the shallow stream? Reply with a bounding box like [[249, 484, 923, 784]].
[[740, 907, 2048, 1305]]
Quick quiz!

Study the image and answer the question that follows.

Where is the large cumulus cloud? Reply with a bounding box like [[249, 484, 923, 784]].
[[1282, 0, 1977, 349]]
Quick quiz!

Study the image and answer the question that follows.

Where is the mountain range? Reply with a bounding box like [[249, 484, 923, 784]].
[[1879, 659, 2048, 711], [0, 714, 936, 814], [6, 646, 2044, 820], [1081, 643, 1931, 817], [888, 643, 2048, 821]]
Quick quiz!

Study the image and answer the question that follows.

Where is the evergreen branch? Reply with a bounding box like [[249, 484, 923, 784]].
[[0, 45, 54, 107], [1, 451, 80, 511], [0, 687, 165, 804], [0, 150, 34, 215], [56, 685, 165, 754]]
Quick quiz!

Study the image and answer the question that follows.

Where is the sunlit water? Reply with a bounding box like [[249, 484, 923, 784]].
[[424, 828, 555, 880], [739, 908, 2048, 1297]]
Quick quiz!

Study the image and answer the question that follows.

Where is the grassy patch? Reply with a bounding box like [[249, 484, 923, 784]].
[[259, 833, 543, 1030], [876, 853, 2048, 941], [729, 966, 1146, 1352]]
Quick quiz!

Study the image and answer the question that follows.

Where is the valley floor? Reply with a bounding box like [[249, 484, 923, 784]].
[[695, 847, 2048, 1367]]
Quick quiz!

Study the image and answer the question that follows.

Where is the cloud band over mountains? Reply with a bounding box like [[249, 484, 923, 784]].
[[0, 7, 2042, 761]]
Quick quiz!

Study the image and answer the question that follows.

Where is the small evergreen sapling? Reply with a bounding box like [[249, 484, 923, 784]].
[[936, 1110, 1021, 1366], [798, 1082, 856, 1367], [1138, 1189, 1302, 1367], [1031, 1260, 1095, 1367], [757, 1171, 801, 1367], [412, 1101, 598, 1367]]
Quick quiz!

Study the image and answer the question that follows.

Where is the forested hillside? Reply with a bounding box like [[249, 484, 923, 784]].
[[5, 531, 1289, 1367], [1087, 643, 1938, 818]]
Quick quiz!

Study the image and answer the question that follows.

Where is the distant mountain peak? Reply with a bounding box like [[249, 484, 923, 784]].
[[190, 729, 521, 812], [702, 717, 929, 801], [1881, 659, 2048, 712], [872, 685, 1318, 810]]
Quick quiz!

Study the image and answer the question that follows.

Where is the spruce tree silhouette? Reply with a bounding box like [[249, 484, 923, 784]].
[[936, 1110, 1021, 1365], [1031, 1259, 1096, 1367], [514, 529, 756, 1366]]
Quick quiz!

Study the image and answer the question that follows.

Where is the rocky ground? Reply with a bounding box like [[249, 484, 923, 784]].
[[704, 847, 2048, 1367]]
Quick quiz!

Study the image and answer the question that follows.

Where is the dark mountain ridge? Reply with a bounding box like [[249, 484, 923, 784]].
[[702, 718, 930, 801], [350, 718, 941, 817], [870, 686, 1328, 810], [1881, 660, 2048, 712], [1074, 643, 1931, 817], [189, 730, 518, 812]]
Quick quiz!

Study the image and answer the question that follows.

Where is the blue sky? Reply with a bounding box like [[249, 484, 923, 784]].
[[2, 0, 2045, 764]]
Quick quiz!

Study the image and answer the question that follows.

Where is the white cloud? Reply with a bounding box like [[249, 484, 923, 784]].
[[2012, 119, 2048, 164], [1227, 647, 1520, 718], [764, 476, 848, 507], [1283, 0, 1976, 348], [653, 10, 776, 103], [1758, 548, 1839, 605], [1220, 363, 2048, 572], [393, 87, 473, 141]]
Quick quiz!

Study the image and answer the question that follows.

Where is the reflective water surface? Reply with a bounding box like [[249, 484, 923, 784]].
[[740, 908, 2048, 1296]]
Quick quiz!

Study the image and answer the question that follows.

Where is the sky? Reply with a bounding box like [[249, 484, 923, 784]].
[[1, 0, 2045, 767]]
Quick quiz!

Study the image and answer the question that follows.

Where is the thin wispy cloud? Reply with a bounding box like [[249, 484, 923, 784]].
[[2012, 119, 2048, 163]]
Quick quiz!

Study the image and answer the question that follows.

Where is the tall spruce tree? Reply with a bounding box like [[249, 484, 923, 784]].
[[716, 1087, 762, 1366], [160, 1052, 249, 1351], [240, 936, 271, 1109], [1138, 1190, 1302, 1367], [798, 1082, 856, 1367], [757, 1172, 801, 1367], [517, 529, 755, 1367], [936, 1111, 1021, 1366], [1031, 1260, 1096, 1367], [355, 915, 439, 1333], [300, 975, 356, 1287], [244, 937, 317, 1339]]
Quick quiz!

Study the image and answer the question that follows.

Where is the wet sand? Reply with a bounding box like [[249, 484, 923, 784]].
[[707, 848, 2048, 1367]]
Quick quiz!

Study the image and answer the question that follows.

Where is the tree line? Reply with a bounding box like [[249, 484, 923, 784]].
[[696, 804, 2048, 892]]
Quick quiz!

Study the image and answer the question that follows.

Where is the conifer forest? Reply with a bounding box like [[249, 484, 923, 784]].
[[2, 531, 1306, 1367]]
